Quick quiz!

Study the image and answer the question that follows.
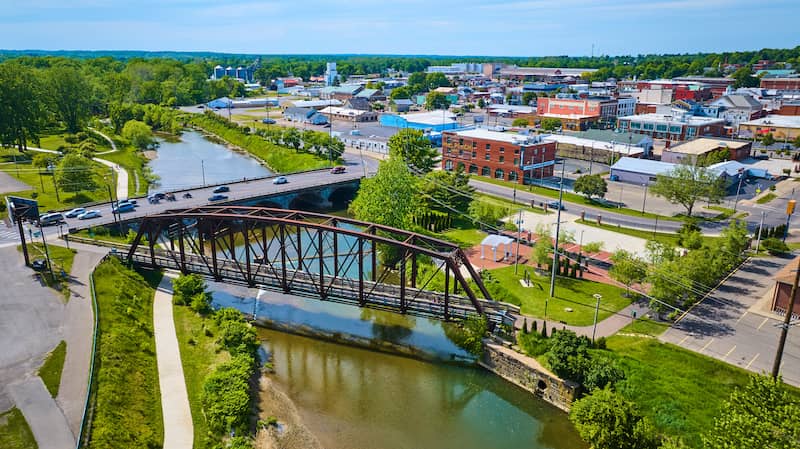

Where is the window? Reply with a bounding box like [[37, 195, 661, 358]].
[[513, 158, 519, 166], [509, 171, 518, 181], [630, 122, 641, 130], [459, 138, 464, 145], [485, 143, 491, 150], [444, 160, 453, 171], [485, 153, 491, 161], [472, 151, 477, 158], [446, 137, 452, 144], [469, 164, 478, 174], [499, 156, 505, 163], [472, 142, 477, 148], [655, 124, 667, 132], [687, 127, 697, 137], [668, 125, 681, 134], [494, 168, 505, 179], [514, 149, 520, 154], [458, 150, 464, 157], [481, 166, 490, 176], [643, 123, 654, 131], [499, 147, 505, 154]]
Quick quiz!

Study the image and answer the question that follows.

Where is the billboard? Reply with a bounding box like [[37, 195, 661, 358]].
[[5, 196, 39, 222]]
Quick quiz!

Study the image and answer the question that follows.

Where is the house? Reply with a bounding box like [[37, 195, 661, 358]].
[[441, 128, 556, 184], [710, 94, 764, 127], [661, 138, 752, 164], [344, 97, 372, 112], [392, 99, 413, 112], [283, 107, 328, 125]]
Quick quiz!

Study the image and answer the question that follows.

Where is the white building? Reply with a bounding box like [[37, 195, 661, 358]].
[[426, 63, 483, 75], [325, 62, 338, 87]]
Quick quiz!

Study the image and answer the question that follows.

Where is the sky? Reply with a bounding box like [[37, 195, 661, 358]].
[[0, 0, 798, 57]]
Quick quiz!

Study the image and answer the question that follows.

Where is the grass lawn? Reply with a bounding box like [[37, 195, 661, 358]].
[[173, 306, 230, 449], [0, 147, 31, 163], [38, 340, 67, 397], [616, 317, 671, 337], [488, 265, 632, 326], [603, 336, 762, 447], [98, 146, 150, 196], [575, 219, 720, 247], [37, 131, 112, 152], [756, 192, 777, 204], [0, 408, 37, 449], [89, 258, 163, 449], [440, 227, 486, 248], [472, 175, 681, 221], [72, 228, 130, 245], [24, 243, 76, 275]]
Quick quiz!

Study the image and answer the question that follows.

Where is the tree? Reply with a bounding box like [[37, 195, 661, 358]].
[[762, 133, 775, 146], [407, 72, 426, 87], [0, 62, 48, 151], [477, 98, 486, 109], [512, 118, 530, 127], [541, 117, 562, 131], [650, 162, 725, 216], [387, 128, 439, 173], [55, 154, 97, 193], [574, 174, 608, 199], [468, 200, 508, 228], [546, 330, 591, 383], [282, 127, 302, 151], [522, 91, 536, 106], [609, 250, 647, 294], [349, 156, 419, 230], [32, 153, 56, 169], [122, 120, 154, 150], [425, 72, 450, 90], [570, 388, 660, 449], [793, 135, 800, 148], [703, 375, 800, 449], [47, 64, 92, 133], [419, 168, 474, 215], [172, 273, 207, 305], [425, 91, 450, 111], [731, 66, 759, 88]]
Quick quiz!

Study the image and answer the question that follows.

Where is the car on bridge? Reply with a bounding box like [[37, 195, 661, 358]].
[[65, 208, 86, 218], [77, 210, 102, 220], [208, 194, 229, 202], [547, 200, 565, 210], [39, 213, 65, 226], [330, 166, 346, 174], [213, 186, 230, 193], [112, 203, 135, 214], [272, 176, 288, 185]]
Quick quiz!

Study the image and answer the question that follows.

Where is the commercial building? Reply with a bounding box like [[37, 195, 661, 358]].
[[207, 97, 278, 109], [497, 66, 597, 82], [771, 256, 800, 317], [283, 107, 328, 125], [441, 128, 556, 184], [617, 113, 726, 140], [287, 99, 343, 110], [320, 84, 363, 100], [661, 138, 751, 164], [760, 77, 800, 92], [739, 115, 800, 140], [616, 97, 636, 118], [379, 111, 459, 132], [426, 63, 483, 75], [318, 106, 378, 122], [709, 94, 765, 127], [536, 96, 617, 128], [544, 133, 646, 163]]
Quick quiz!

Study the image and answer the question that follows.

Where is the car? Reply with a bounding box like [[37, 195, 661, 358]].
[[116, 200, 138, 209], [330, 166, 346, 174], [77, 210, 101, 220], [261, 118, 276, 124], [65, 208, 86, 218], [272, 176, 288, 185], [208, 194, 229, 202], [39, 213, 65, 226], [112, 203, 135, 213], [149, 192, 167, 200], [31, 259, 48, 272], [198, 105, 205, 109], [213, 186, 230, 193], [547, 200, 565, 210]]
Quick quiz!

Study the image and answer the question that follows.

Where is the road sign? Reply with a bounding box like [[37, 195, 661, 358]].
[[787, 199, 796, 216], [5, 196, 39, 222]]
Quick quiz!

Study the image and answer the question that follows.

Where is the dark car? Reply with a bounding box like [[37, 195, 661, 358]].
[[213, 186, 230, 193], [547, 200, 565, 210], [208, 194, 229, 202], [261, 118, 276, 124], [31, 259, 48, 272], [330, 166, 346, 174]]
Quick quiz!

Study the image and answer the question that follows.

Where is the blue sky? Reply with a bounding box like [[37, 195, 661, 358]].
[[0, 0, 798, 56]]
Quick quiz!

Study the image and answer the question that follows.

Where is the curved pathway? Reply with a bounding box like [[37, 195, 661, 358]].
[[25, 147, 129, 200], [88, 127, 118, 155], [153, 274, 194, 449]]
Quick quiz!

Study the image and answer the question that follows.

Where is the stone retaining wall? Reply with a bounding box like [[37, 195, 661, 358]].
[[479, 342, 579, 412]]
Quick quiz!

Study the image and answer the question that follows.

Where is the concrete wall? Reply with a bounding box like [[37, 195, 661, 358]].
[[479, 342, 579, 412]]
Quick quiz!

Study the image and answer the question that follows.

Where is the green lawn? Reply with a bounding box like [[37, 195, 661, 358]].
[[0, 147, 31, 163], [89, 258, 163, 449], [615, 317, 671, 337], [72, 228, 130, 245], [472, 175, 681, 221], [38, 340, 67, 397], [440, 227, 486, 248], [756, 192, 777, 204], [488, 265, 632, 326], [0, 408, 37, 449], [97, 146, 150, 196], [24, 243, 76, 275], [173, 306, 231, 449], [37, 131, 112, 152], [603, 336, 760, 447], [575, 219, 720, 247]]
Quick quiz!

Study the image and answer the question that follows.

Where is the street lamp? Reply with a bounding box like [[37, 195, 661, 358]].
[[641, 183, 648, 214], [591, 293, 602, 342]]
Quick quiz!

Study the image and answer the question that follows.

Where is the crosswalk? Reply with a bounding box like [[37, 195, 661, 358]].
[[0, 226, 21, 243]]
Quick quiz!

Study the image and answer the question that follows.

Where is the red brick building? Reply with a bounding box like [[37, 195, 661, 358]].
[[771, 256, 800, 317], [761, 78, 800, 91], [441, 129, 556, 184]]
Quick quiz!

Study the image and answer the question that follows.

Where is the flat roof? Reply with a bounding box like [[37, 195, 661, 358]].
[[402, 111, 457, 125], [448, 128, 547, 145], [291, 99, 343, 108], [542, 134, 645, 156], [666, 138, 750, 155], [611, 157, 676, 176], [619, 113, 725, 126], [538, 112, 599, 120], [741, 115, 800, 128], [319, 106, 373, 116]]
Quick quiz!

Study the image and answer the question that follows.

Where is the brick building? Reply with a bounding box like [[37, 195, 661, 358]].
[[760, 78, 800, 91], [617, 113, 726, 141], [536, 97, 617, 125], [771, 256, 800, 317], [441, 128, 556, 184]]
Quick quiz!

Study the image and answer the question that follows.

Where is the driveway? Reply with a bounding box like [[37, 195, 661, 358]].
[[660, 256, 800, 386]]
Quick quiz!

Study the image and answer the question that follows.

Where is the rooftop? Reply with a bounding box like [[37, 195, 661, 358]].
[[741, 115, 800, 128], [448, 128, 548, 145], [290, 99, 343, 108], [619, 113, 725, 126], [538, 112, 599, 120], [499, 66, 597, 76], [666, 138, 750, 155], [612, 157, 677, 176], [402, 111, 457, 125], [319, 106, 373, 117], [565, 129, 651, 145], [542, 134, 645, 156]]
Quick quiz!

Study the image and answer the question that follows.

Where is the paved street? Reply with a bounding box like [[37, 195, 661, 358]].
[[660, 256, 800, 386]]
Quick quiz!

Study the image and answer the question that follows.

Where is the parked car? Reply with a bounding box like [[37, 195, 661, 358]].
[[65, 208, 86, 218], [208, 194, 229, 202], [261, 118, 276, 124], [112, 203, 135, 213], [77, 210, 102, 220], [31, 259, 48, 271], [330, 166, 346, 174], [272, 176, 288, 185], [39, 213, 65, 226], [547, 200, 565, 210], [213, 186, 230, 193]]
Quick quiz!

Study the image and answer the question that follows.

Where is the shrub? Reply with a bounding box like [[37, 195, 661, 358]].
[[762, 237, 790, 255], [546, 330, 592, 383], [172, 274, 207, 306], [190, 292, 213, 315], [518, 329, 551, 357], [583, 355, 625, 391], [202, 354, 254, 435]]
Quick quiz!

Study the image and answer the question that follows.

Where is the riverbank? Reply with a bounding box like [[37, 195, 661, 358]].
[[253, 375, 323, 449]]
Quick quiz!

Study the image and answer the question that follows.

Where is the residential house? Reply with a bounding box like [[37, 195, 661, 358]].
[[710, 94, 764, 127]]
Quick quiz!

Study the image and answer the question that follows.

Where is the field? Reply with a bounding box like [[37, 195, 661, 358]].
[[38, 341, 67, 397], [0, 409, 37, 449]]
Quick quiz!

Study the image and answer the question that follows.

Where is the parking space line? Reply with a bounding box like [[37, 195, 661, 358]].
[[736, 312, 748, 324], [678, 335, 690, 345], [745, 353, 760, 370], [758, 317, 769, 330], [700, 338, 715, 353], [722, 345, 737, 361]]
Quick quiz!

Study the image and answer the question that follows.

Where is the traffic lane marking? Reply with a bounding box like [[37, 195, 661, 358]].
[[758, 317, 769, 330], [736, 311, 748, 324], [745, 353, 760, 370], [700, 338, 715, 353], [678, 335, 690, 345]]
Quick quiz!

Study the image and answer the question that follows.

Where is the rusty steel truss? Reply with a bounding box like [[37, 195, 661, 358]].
[[126, 206, 517, 322]]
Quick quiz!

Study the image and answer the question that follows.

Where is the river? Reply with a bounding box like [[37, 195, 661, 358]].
[[148, 129, 272, 191], [211, 285, 586, 449]]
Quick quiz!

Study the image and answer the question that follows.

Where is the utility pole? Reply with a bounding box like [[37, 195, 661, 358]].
[[732, 168, 746, 213], [641, 183, 648, 214], [201, 159, 206, 186], [772, 256, 800, 379], [514, 209, 522, 275], [755, 211, 765, 253], [591, 293, 602, 342], [549, 156, 565, 298]]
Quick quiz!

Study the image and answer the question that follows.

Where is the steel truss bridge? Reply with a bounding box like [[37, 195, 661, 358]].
[[126, 206, 519, 324]]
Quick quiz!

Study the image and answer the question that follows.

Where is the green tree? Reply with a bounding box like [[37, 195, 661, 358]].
[[390, 85, 413, 100], [468, 200, 509, 228], [407, 72, 426, 87], [172, 273, 207, 305], [541, 117, 562, 131], [570, 387, 660, 449], [47, 64, 92, 133], [792, 135, 800, 148], [349, 156, 419, 230], [0, 62, 48, 151], [425, 72, 450, 90], [121, 120, 154, 150], [650, 162, 725, 216], [388, 128, 439, 173], [425, 91, 450, 111], [477, 98, 486, 109], [55, 153, 97, 193], [32, 153, 57, 169], [762, 133, 775, 146], [731, 66, 759, 88], [419, 168, 474, 215], [283, 127, 302, 150], [512, 118, 530, 127], [609, 250, 647, 294], [703, 375, 800, 449], [522, 91, 536, 105], [574, 174, 608, 199], [546, 330, 591, 383]]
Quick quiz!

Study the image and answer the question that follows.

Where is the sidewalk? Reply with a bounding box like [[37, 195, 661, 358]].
[[515, 301, 649, 340], [7, 377, 74, 449], [153, 274, 193, 449]]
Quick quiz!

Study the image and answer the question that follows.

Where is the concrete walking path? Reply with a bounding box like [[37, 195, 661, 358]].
[[153, 274, 194, 449], [7, 377, 75, 449], [88, 127, 118, 155], [25, 146, 129, 200]]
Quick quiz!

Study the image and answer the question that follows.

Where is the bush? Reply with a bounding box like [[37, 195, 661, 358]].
[[583, 355, 625, 391], [172, 274, 207, 306], [202, 354, 254, 435], [762, 237, 790, 255], [546, 330, 592, 383], [443, 316, 487, 356], [190, 292, 213, 315], [518, 329, 551, 357], [216, 309, 258, 356]]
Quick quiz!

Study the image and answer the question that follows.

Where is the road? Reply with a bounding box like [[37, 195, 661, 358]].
[[660, 256, 800, 386]]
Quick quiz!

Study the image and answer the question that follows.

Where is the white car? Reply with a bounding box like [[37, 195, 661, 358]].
[[65, 208, 85, 218], [77, 210, 102, 220]]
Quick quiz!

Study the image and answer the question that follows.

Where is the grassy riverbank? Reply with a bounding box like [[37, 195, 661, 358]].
[[0, 408, 37, 449], [88, 258, 163, 449], [189, 114, 332, 174]]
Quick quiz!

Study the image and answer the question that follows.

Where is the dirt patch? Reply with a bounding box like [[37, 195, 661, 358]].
[[142, 150, 158, 160], [254, 376, 323, 449]]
